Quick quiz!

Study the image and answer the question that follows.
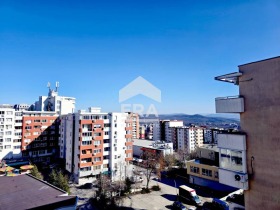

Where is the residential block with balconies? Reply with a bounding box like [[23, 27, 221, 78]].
[[62, 107, 134, 184]]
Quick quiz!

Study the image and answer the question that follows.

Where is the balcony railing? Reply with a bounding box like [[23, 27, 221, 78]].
[[215, 96, 244, 113]]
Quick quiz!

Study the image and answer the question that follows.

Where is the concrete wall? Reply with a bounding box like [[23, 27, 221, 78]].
[[239, 57, 280, 210]]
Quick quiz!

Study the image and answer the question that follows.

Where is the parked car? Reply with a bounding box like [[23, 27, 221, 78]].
[[172, 201, 187, 210]]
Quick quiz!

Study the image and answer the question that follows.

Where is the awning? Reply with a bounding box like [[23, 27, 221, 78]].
[[20, 165, 34, 170]]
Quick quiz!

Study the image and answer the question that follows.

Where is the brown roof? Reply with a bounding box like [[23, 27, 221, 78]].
[[0, 174, 76, 210]]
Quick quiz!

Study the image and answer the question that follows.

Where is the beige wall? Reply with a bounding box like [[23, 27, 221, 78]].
[[187, 160, 219, 182], [239, 57, 280, 210]]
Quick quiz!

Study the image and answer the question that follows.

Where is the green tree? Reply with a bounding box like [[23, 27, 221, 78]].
[[49, 169, 70, 194], [30, 165, 43, 180]]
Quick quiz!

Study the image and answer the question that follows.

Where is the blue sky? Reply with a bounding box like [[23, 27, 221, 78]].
[[1, 0, 280, 114]]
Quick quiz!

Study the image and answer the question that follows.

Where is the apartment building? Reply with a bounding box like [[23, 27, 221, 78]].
[[177, 126, 204, 153], [0, 84, 75, 163], [215, 56, 280, 209], [21, 111, 59, 163], [127, 112, 139, 139], [204, 128, 220, 144], [34, 82, 75, 115], [0, 104, 31, 160], [0, 106, 20, 160], [164, 120, 184, 147], [152, 122, 161, 140], [61, 107, 134, 184]]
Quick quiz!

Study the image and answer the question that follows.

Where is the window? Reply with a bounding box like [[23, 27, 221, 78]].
[[93, 157, 101, 162], [34, 119, 40, 123], [190, 166, 199, 174], [80, 167, 91, 171], [4, 145, 11, 149], [220, 149, 243, 172], [214, 171, 219, 179], [25, 126, 32, 129], [94, 141, 101, 145], [42, 119, 47, 123], [93, 132, 101, 137], [81, 158, 91, 163], [93, 165, 101, 169], [5, 138, 11, 142], [82, 141, 91, 145], [5, 131, 12, 135], [94, 149, 101, 153], [39, 150, 46, 155], [202, 168, 212, 177], [82, 132, 92, 137], [126, 153, 132, 158]]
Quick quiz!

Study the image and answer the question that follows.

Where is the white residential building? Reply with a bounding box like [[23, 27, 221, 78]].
[[34, 82, 75, 115], [177, 126, 204, 153], [0, 105, 27, 160], [61, 107, 134, 184]]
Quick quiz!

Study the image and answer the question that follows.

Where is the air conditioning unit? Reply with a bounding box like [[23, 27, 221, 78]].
[[234, 173, 248, 183]]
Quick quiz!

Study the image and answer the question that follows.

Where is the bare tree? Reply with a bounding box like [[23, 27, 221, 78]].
[[164, 154, 176, 170], [141, 150, 164, 189], [176, 149, 198, 168]]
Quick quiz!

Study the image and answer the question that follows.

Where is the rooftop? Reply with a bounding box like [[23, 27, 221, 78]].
[[238, 55, 280, 67], [133, 139, 172, 150], [0, 174, 77, 210]]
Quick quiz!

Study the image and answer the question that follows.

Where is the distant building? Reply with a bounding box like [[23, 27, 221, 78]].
[[0, 174, 77, 210], [34, 82, 75, 115], [204, 128, 221, 144], [133, 139, 173, 158], [127, 112, 139, 139], [177, 126, 204, 153]]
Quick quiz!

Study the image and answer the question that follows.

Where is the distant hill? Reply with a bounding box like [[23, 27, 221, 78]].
[[202, 113, 240, 120], [140, 113, 239, 128]]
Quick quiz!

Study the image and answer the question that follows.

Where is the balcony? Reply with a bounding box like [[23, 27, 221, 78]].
[[217, 133, 246, 151], [215, 96, 244, 113], [79, 170, 93, 177]]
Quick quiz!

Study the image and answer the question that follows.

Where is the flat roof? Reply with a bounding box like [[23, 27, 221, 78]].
[[238, 55, 280, 67], [133, 139, 172, 150], [0, 174, 76, 210], [199, 144, 219, 152]]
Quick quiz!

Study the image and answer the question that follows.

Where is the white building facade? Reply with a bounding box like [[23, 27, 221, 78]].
[[61, 107, 134, 184]]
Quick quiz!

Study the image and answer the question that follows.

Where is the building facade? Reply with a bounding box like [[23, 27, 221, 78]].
[[62, 107, 134, 184], [21, 112, 59, 163], [215, 56, 280, 209]]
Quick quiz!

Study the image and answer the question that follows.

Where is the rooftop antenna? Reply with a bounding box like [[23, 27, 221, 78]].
[[55, 81, 59, 92], [47, 82, 51, 90]]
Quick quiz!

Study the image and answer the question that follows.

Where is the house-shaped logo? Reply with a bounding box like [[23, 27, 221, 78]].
[[119, 76, 161, 103]]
